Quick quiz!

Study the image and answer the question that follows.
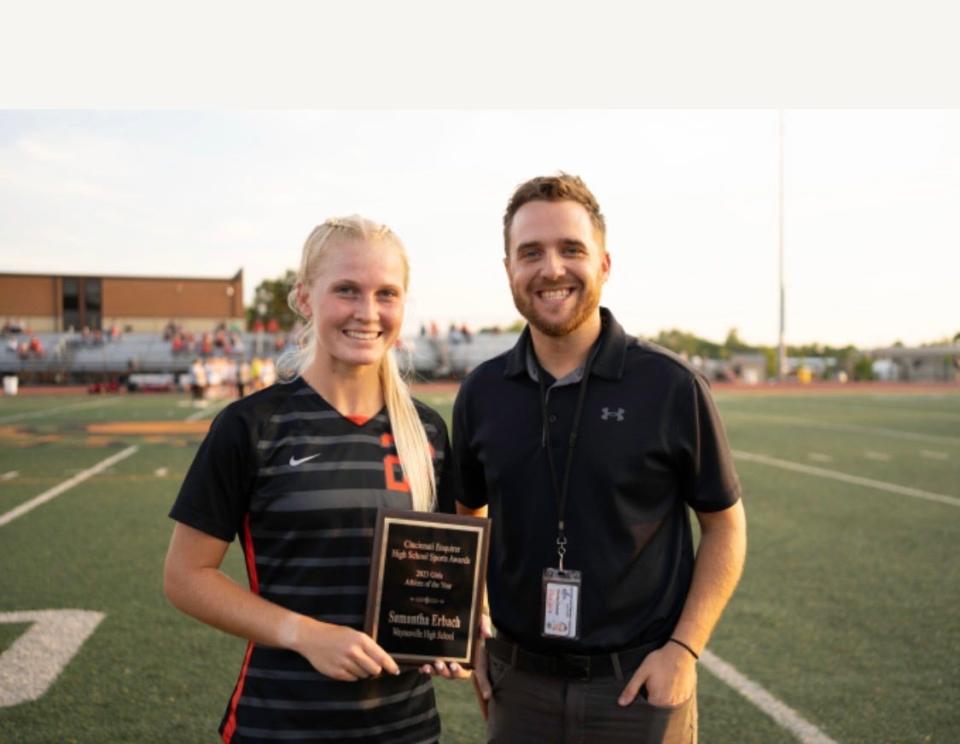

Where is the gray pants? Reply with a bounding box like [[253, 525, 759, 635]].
[[486, 654, 697, 744]]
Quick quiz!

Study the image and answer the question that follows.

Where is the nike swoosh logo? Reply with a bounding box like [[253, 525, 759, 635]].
[[289, 453, 321, 466]]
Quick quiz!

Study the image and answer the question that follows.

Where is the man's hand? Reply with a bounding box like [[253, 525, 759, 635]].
[[617, 642, 696, 707], [417, 613, 491, 685], [417, 659, 472, 679], [472, 614, 493, 719]]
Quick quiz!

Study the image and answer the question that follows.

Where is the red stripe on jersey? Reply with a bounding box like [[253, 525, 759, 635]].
[[345, 414, 370, 426], [220, 640, 255, 743], [242, 512, 260, 594], [221, 514, 261, 742]]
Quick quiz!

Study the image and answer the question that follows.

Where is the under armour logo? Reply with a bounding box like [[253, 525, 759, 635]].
[[601, 407, 625, 421]]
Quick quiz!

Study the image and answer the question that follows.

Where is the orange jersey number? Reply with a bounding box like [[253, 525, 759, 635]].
[[380, 433, 410, 492]]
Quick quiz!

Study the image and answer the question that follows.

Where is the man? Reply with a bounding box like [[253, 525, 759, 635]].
[[452, 173, 746, 742]]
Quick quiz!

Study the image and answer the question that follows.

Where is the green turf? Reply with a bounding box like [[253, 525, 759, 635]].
[[434, 679, 485, 743], [1, 388, 958, 742], [0, 623, 29, 654]]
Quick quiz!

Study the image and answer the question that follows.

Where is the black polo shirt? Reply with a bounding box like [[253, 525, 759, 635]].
[[453, 308, 741, 653]]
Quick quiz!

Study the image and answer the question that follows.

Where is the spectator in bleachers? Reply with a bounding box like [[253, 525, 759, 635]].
[[189, 358, 207, 402], [237, 360, 252, 398], [28, 336, 44, 357], [250, 357, 263, 390], [260, 357, 276, 388], [2, 319, 21, 335], [203, 359, 220, 388], [12, 336, 45, 360]]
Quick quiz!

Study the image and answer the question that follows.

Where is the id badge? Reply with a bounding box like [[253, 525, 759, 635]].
[[541, 567, 582, 640]]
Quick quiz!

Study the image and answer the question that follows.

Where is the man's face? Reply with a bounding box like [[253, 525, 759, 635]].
[[504, 200, 610, 337]]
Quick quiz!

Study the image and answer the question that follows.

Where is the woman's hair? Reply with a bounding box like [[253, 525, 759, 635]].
[[278, 216, 436, 512]]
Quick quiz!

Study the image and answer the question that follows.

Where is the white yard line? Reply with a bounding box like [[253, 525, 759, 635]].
[[790, 401, 960, 422], [0, 471, 17, 481], [807, 453, 833, 463], [0, 446, 138, 528], [734, 450, 960, 508], [920, 450, 949, 461], [0, 398, 120, 424], [0, 610, 105, 706], [701, 651, 838, 744], [863, 450, 891, 462], [184, 400, 228, 421], [723, 412, 960, 446]]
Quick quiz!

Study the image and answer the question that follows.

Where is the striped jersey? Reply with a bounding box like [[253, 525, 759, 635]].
[[170, 376, 456, 743]]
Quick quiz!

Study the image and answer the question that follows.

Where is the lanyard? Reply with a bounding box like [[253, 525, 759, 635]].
[[537, 348, 597, 570]]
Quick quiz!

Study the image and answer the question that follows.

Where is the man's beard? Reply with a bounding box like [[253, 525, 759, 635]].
[[510, 280, 601, 338]]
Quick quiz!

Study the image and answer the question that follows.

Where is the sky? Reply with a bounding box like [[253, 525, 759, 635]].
[[1, 109, 958, 349]]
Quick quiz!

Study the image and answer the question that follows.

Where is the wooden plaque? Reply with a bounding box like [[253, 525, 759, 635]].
[[365, 508, 490, 667]]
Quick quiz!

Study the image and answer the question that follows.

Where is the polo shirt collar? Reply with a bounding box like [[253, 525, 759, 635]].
[[503, 306, 627, 381]]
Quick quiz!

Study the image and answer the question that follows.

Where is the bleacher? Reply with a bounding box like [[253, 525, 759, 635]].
[[404, 332, 519, 378], [0, 332, 292, 381], [1, 329, 522, 383]]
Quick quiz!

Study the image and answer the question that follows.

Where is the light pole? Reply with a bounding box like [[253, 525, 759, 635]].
[[777, 110, 788, 383]]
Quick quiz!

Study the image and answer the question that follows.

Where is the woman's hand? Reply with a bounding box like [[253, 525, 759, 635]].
[[290, 616, 400, 681]]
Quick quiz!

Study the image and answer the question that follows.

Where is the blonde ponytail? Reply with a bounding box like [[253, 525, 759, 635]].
[[380, 349, 437, 512]]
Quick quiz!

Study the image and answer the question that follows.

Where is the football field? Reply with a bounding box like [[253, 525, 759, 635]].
[[1, 386, 958, 743]]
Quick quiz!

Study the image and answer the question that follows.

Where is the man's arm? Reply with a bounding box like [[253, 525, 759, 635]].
[[618, 499, 746, 706]]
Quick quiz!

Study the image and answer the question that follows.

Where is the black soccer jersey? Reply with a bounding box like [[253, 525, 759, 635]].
[[170, 376, 455, 744]]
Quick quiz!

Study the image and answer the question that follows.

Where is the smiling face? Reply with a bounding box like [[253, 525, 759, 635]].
[[505, 199, 610, 338], [296, 237, 407, 374]]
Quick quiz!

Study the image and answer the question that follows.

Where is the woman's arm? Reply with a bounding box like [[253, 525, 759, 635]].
[[163, 522, 400, 681]]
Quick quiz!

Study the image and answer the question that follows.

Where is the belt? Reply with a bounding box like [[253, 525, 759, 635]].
[[486, 635, 660, 681]]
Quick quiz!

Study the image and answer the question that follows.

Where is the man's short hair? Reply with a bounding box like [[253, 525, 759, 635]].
[[502, 173, 606, 254]]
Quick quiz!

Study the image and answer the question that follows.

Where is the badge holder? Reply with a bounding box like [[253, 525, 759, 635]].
[[541, 567, 581, 640], [541, 536, 582, 640]]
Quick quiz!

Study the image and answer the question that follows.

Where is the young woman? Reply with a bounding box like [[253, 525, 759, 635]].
[[164, 216, 456, 743]]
